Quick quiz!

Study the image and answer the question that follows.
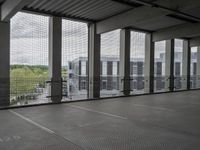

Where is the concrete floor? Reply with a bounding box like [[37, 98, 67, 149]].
[[0, 90, 200, 150]]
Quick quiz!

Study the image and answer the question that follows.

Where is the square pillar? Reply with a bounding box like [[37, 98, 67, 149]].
[[119, 29, 130, 96], [49, 16, 62, 103], [144, 33, 154, 93], [165, 39, 175, 91], [197, 46, 200, 88], [182, 40, 190, 90], [88, 23, 100, 99], [0, 21, 10, 107]]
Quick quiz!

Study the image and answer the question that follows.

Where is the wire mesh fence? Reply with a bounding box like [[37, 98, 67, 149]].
[[10, 77, 50, 106]]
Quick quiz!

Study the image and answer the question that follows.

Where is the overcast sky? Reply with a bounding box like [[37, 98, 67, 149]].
[[10, 12, 183, 66]]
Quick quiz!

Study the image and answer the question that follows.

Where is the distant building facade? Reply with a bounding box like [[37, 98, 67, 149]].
[[65, 52, 198, 96]]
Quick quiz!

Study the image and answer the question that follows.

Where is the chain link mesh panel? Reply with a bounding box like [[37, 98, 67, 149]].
[[10, 12, 50, 106], [62, 19, 88, 101]]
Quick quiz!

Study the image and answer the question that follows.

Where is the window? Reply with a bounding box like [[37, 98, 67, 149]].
[[81, 81, 86, 90], [112, 81, 117, 90], [112, 62, 118, 75], [132, 64, 138, 76], [81, 61, 86, 75], [102, 81, 107, 90], [102, 62, 107, 75]]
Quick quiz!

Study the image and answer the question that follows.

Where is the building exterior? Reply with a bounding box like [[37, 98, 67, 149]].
[[67, 51, 198, 97]]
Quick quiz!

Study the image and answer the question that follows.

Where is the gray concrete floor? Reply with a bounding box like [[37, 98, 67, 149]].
[[1, 90, 200, 150]]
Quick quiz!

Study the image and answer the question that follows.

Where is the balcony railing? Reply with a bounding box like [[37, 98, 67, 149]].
[[10, 77, 49, 106], [62, 76, 88, 101], [0, 74, 199, 108], [190, 75, 200, 89]]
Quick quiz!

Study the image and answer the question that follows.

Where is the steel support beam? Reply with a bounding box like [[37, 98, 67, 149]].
[[0, 21, 10, 106], [88, 23, 101, 99], [119, 29, 131, 96], [49, 16, 62, 103], [153, 23, 200, 42], [97, 0, 200, 34], [96, 6, 167, 34], [1, 0, 34, 22]]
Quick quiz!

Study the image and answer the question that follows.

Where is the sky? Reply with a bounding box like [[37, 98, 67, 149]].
[[10, 12, 184, 66]]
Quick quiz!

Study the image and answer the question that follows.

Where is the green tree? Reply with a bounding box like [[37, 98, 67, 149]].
[[10, 65, 48, 99]]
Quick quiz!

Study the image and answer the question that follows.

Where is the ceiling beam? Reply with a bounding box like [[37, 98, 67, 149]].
[[96, 6, 168, 34], [152, 22, 200, 42], [113, 0, 200, 22], [190, 37, 200, 47], [96, 0, 200, 34], [1, 0, 34, 22]]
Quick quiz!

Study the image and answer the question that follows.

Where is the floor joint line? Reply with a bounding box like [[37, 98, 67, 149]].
[[69, 104, 128, 120], [9, 110, 86, 150]]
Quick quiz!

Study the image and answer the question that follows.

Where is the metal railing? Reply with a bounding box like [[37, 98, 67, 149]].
[[10, 77, 49, 106], [0, 74, 200, 108], [190, 75, 200, 89], [62, 75, 88, 101]]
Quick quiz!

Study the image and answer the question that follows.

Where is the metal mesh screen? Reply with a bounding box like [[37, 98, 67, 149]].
[[190, 47, 199, 89], [130, 31, 146, 95], [100, 29, 121, 98], [174, 39, 184, 91], [10, 12, 50, 106], [62, 19, 88, 101], [154, 41, 167, 92]]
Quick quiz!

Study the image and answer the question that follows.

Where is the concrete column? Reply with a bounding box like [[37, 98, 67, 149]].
[[182, 40, 190, 90], [144, 33, 154, 93], [119, 29, 130, 96], [49, 16, 62, 103], [88, 23, 100, 99], [0, 21, 10, 106], [165, 39, 175, 91], [197, 46, 200, 88]]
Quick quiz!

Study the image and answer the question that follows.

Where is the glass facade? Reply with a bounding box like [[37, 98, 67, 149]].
[[100, 30, 121, 97], [62, 19, 88, 101], [10, 12, 49, 106]]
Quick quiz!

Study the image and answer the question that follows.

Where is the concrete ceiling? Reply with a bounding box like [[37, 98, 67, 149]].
[[24, 0, 134, 21], [1, 0, 200, 40], [22, 0, 200, 31], [0, 0, 5, 4]]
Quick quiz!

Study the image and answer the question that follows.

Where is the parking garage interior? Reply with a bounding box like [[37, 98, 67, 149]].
[[0, 0, 200, 149]]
